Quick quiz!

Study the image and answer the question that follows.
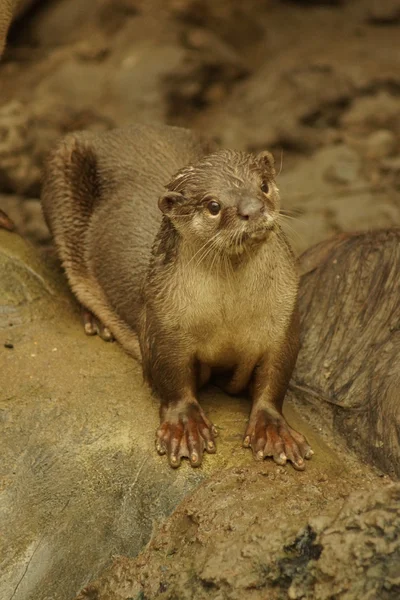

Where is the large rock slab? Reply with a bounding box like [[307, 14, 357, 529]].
[[75, 474, 397, 600], [0, 230, 319, 600], [294, 229, 400, 478]]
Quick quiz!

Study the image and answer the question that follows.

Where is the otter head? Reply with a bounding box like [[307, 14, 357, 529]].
[[158, 149, 280, 255]]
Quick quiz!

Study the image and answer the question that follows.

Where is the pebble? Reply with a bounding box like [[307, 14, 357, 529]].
[[4, 341, 14, 349]]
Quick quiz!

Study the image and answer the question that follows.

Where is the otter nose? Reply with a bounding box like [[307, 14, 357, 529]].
[[237, 197, 264, 221]]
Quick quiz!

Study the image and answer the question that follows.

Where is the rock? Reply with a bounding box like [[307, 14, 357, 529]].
[[367, 0, 400, 24], [163, 27, 248, 124], [0, 195, 51, 244], [169, 0, 264, 49], [277, 145, 400, 255], [365, 129, 397, 159], [74, 465, 394, 600], [294, 230, 400, 478], [0, 99, 113, 197], [340, 92, 400, 136], [0, 0, 40, 57], [381, 156, 400, 188], [0, 229, 316, 600], [323, 146, 361, 184], [0, 101, 42, 196], [196, 61, 354, 152]]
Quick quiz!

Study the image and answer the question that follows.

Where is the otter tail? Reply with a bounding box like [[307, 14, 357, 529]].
[[41, 132, 101, 273], [41, 133, 142, 360]]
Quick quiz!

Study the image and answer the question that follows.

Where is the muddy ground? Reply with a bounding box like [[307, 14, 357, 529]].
[[1, 1, 400, 599]]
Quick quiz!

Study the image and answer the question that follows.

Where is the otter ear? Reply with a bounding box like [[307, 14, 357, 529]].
[[158, 191, 185, 215], [256, 150, 275, 177]]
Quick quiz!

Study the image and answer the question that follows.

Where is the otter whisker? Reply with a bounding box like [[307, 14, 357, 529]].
[[186, 231, 221, 268], [277, 216, 305, 246], [208, 243, 222, 275], [278, 211, 307, 226], [277, 149, 284, 178], [224, 250, 235, 286], [233, 229, 244, 256], [279, 208, 303, 218], [194, 233, 222, 270], [204, 238, 224, 272]]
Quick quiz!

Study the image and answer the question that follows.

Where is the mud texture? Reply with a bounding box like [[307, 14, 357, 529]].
[[75, 468, 398, 600]]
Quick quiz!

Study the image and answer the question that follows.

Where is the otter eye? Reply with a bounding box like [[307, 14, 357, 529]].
[[207, 200, 221, 216], [261, 181, 269, 194]]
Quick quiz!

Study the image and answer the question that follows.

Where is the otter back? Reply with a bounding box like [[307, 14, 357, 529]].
[[42, 124, 215, 330]]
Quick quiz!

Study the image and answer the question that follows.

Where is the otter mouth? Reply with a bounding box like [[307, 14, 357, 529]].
[[224, 226, 272, 255], [243, 224, 273, 243], [249, 228, 270, 241]]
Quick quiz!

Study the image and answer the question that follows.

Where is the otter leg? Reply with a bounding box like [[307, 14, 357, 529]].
[[157, 397, 218, 468], [151, 357, 217, 468], [81, 308, 114, 342], [243, 348, 313, 471]]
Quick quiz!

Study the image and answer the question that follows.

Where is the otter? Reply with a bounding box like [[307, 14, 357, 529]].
[[41, 123, 312, 470]]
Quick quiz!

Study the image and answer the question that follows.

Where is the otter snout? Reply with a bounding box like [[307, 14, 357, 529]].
[[237, 196, 264, 221]]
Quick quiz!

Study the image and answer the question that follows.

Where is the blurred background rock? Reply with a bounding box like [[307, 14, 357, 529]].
[[1, 0, 400, 250]]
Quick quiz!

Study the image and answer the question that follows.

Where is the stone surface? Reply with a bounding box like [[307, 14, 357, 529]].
[[2, 2, 400, 599], [367, 0, 400, 24], [278, 145, 400, 255], [75, 454, 393, 600], [0, 195, 50, 244], [365, 129, 398, 159], [0, 230, 318, 600], [294, 230, 400, 478], [72, 230, 400, 600]]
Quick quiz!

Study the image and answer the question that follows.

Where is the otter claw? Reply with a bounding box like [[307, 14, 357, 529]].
[[206, 440, 216, 453], [157, 403, 216, 468], [169, 454, 181, 468], [190, 452, 201, 466], [156, 442, 166, 455], [293, 458, 306, 471], [276, 452, 287, 466], [244, 410, 312, 470]]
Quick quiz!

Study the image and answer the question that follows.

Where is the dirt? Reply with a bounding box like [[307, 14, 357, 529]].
[[77, 477, 400, 600], [1, 1, 400, 599]]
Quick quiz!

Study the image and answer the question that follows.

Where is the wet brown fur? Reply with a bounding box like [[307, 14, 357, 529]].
[[42, 123, 306, 467]]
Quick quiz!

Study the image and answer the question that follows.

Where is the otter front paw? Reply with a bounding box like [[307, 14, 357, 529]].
[[243, 410, 313, 470], [156, 402, 217, 468]]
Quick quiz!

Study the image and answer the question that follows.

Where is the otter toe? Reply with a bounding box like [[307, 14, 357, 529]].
[[81, 308, 114, 342]]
